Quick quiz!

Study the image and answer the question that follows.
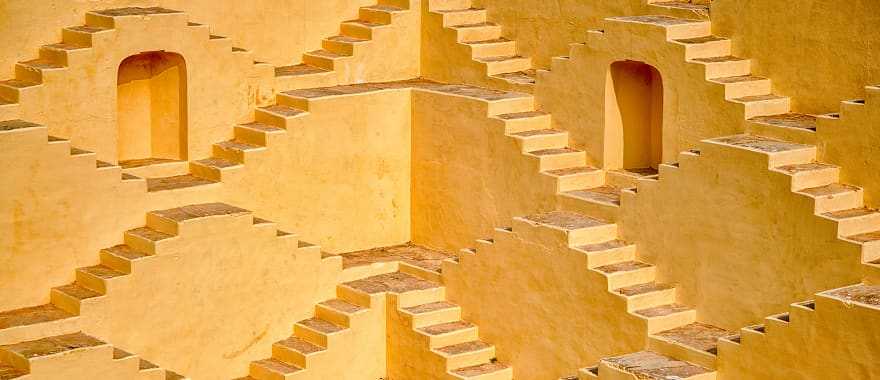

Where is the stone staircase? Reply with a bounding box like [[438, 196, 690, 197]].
[[463, 210, 731, 379], [275, 0, 416, 90], [717, 284, 880, 379], [425, 0, 536, 92], [0, 332, 186, 380], [334, 271, 512, 380], [0, 203, 301, 377]]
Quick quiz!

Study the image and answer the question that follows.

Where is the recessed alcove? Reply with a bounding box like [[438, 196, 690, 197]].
[[605, 60, 664, 171], [117, 51, 187, 165]]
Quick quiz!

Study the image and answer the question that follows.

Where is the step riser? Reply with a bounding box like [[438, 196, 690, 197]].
[[443, 347, 496, 370], [722, 80, 772, 100], [515, 133, 569, 152], [99, 251, 134, 274], [406, 307, 462, 329], [785, 168, 839, 191], [302, 54, 338, 71], [623, 289, 677, 312], [741, 99, 792, 119], [700, 60, 752, 80], [443, 11, 488, 28], [647, 337, 718, 370], [271, 345, 310, 369], [598, 362, 715, 380], [603, 268, 657, 290], [833, 214, 880, 237], [456, 27, 502, 43], [451, 367, 513, 380], [341, 23, 373, 40], [426, 328, 479, 349], [396, 287, 447, 309], [536, 152, 587, 172], [430, 0, 474, 12], [641, 310, 698, 335], [315, 305, 355, 328], [483, 58, 531, 76], [569, 224, 619, 246], [469, 42, 517, 59], [293, 325, 332, 347], [665, 23, 712, 40], [501, 115, 552, 134], [322, 39, 358, 56], [811, 191, 863, 214], [554, 171, 606, 193], [249, 362, 293, 380], [360, 9, 393, 25], [585, 246, 636, 269], [75, 271, 108, 294], [682, 40, 732, 60]]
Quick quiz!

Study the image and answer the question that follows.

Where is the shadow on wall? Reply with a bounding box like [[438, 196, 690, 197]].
[[605, 60, 663, 171], [117, 51, 188, 163]]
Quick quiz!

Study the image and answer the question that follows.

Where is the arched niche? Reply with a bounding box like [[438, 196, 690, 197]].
[[605, 60, 664, 170]]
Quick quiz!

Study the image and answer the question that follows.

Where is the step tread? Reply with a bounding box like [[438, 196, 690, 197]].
[[451, 361, 510, 377], [319, 299, 365, 314], [436, 340, 491, 355], [53, 283, 101, 300], [42, 42, 89, 51], [66, 25, 110, 34], [475, 55, 527, 63], [362, 4, 406, 12], [1, 332, 105, 359], [653, 0, 710, 11], [0, 79, 40, 89], [0, 364, 26, 379], [544, 166, 600, 177], [126, 227, 174, 242], [750, 113, 817, 131], [847, 230, 880, 243], [710, 134, 811, 153], [615, 282, 675, 296], [327, 35, 370, 43], [774, 162, 837, 174], [528, 147, 581, 156], [464, 37, 512, 45], [634, 304, 692, 318], [306, 49, 350, 59], [344, 272, 440, 294], [609, 15, 705, 26], [19, 59, 64, 70], [343, 19, 385, 28], [260, 105, 307, 117], [510, 128, 565, 138], [435, 7, 486, 14], [493, 69, 537, 85], [93, 7, 181, 16], [419, 321, 475, 335], [102, 244, 150, 260], [78, 265, 126, 279], [450, 22, 498, 29], [653, 322, 733, 354], [239, 122, 285, 133], [0, 120, 41, 131], [823, 207, 879, 220], [522, 211, 610, 230], [798, 183, 861, 197], [151, 203, 250, 222], [733, 94, 788, 103], [674, 35, 727, 44], [595, 260, 652, 274], [822, 284, 880, 307], [578, 240, 629, 252], [601, 350, 712, 379], [710, 74, 768, 84], [252, 358, 303, 374], [497, 111, 548, 120], [0, 304, 75, 330], [563, 186, 622, 206], [193, 157, 240, 169], [216, 140, 264, 151], [275, 64, 330, 77], [403, 301, 458, 314], [692, 55, 747, 63], [276, 336, 325, 354], [146, 174, 218, 192], [297, 318, 345, 334]]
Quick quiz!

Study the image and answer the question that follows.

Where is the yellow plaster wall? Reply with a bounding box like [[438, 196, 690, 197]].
[[619, 142, 864, 330], [534, 23, 743, 169], [410, 90, 557, 251], [469, 0, 643, 68], [0, 0, 376, 75], [75, 210, 336, 379], [1, 89, 412, 310], [443, 226, 647, 379], [719, 293, 880, 379], [712, 0, 880, 114], [818, 87, 880, 207]]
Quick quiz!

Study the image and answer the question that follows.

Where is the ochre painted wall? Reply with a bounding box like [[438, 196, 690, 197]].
[[712, 0, 880, 114], [0, 0, 374, 76]]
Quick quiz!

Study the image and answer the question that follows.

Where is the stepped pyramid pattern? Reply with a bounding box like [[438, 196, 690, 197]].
[[2, 1, 880, 379]]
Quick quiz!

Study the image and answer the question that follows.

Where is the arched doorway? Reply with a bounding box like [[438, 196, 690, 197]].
[[605, 60, 663, 170], [117, 51, 187, 164]]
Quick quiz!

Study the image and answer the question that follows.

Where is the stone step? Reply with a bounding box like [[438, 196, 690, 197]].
[[359, 4, 406, 24], [821, 208, 880, 237], [705, 134, 816, 167], [649, 322, 733, 369], [594, 260, 656, 290], [417, 321, 479, 349], [340, 19, 385, 40], [517, 211, 618, 246], [435, 8, 488, 27], [599, 350, 714, 380], [99, 244, 151, 273], [708, 75, 771, 99], [691, 56, 751, 79], [271, 336, 325, 369], [795, 183, 864, 214], [543, 166, 605, 193], [614, 282, 676, 311], [672, 35, 731, 60], [293, 318, 346, 348], [606, 15, 711, 40], [315, 299, 367, 328], [434, 341, 495, 371], [575, 240, 637, 269], [731, 94, 792, 119], [524, 148, 586, 171], [633, 304, 698, 334], [464, 38, 517, 58], [449, 361, 512, 380], [508, 128, 568, 152], [145, 174, 218, 193], [400, 301, 462, 328], [772, 162, 839, 191], [249, 358, 303, 380], [475, 55, 531, 76], [450, 22, 502, 43], [0, 305, 78, 346]]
